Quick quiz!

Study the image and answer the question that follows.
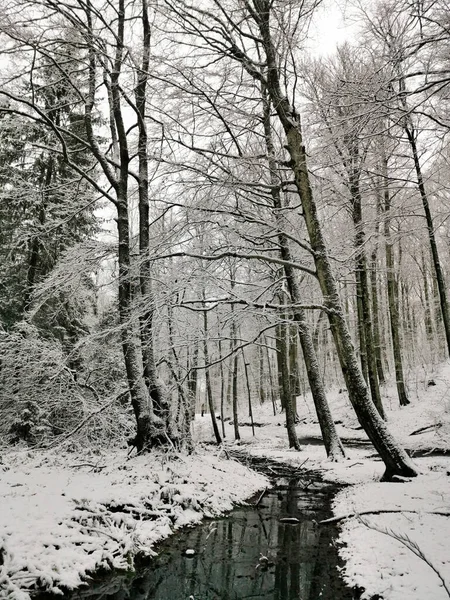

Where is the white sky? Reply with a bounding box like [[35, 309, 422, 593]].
[[308, 0, 358, 56]]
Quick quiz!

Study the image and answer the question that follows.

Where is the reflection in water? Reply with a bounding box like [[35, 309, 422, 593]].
[[63, 478, 354, 600]]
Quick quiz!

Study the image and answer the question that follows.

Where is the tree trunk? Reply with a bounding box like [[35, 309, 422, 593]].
[[110, 0, 164, 451], [117, 201, 162, 451], [258, 343, 266, 405], [289, 323, 300, 417], [421, 249, 434, 342], [230, 306, 240, 441], [218, 334, 226, 438], [262, 86, 344, 460], [276, 318, 301, 450], [408, 125, 450, 354], [203, 304, 222, 445], [256, 6, 417, 478], [266, 339, 278, 416], [231, 344, 240, 441], [242, 352, 255, 436], [399, 72, 450, 356], [135, 0, 171, 430], [370, 247, 386, 384], [350, 172, 385, 419], [382, 156, 410, 407]]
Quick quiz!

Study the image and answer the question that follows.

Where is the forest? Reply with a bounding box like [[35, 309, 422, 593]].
[[1, 1, 450, 599]]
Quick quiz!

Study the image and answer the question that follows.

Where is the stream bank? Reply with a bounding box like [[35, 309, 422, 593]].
[[38, 456, 359, 600]]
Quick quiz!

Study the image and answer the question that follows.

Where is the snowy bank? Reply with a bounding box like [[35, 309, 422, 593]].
[[193, 361, 450, 600], [0, 448, 268, 599], [331, 468, 450, 600]]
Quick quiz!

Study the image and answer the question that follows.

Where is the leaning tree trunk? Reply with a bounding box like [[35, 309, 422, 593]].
[[262, 86, 345, 460], [398, 73, 450, 357], [256, 6, 417, 478], [407, 123, 450, 354]]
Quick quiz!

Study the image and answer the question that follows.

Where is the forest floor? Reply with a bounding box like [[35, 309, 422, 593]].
[[193, 360, 450, 600], [0, 446, 268, 599], [1, 361, 450, 600]]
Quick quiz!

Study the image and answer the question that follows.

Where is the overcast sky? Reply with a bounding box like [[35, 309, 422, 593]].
[[308, 0, 357, 55]]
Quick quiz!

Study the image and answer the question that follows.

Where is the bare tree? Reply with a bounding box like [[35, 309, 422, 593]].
[[0, 0, 176, 450], [163, 0, 417, 478]]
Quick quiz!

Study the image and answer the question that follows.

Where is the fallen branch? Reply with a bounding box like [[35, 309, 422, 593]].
[[70, 463, 107, 471], [360, 518, 450, 598], [254, 487, 268, 507], [410, 423, 442, 436], [320, 509, 450, 525], [294, 457, 310, 472]]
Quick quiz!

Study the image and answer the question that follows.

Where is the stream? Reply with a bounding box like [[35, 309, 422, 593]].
[[52, 463, 358, 600]]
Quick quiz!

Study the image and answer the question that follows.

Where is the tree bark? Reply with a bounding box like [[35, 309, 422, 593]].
[[104, 0, 163, 450], [242, 352, 255, 436], [255, 2, 417, 478], [230, 288, 240, 441], [203, 302, 222, 444], [397, 70, 450, 357], [382, 155, 410, 407], [262, 85, 344, 460], [370, 247, 386, 385], [276, 317, 301, 450], [135, 0, 171, 429], [350, 171, 385, 418]]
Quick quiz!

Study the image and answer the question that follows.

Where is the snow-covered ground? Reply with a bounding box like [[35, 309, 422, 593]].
[[2, 361, 450, 600], [194, 360, 450, 600], [0, 448, 267, 599]]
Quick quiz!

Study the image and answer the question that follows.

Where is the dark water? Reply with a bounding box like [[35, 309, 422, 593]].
[[58, 476, 356, 600]]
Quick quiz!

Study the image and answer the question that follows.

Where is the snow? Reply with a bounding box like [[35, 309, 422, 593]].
[[0, 449, 268, 598], [2, 361, 450, 600], [333, 474, 450, 600], [194, 360, 450, 600], [323, 364, 450, 600]]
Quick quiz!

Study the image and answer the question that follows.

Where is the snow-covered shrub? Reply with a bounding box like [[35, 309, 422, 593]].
[[0, 323, 132, 447]]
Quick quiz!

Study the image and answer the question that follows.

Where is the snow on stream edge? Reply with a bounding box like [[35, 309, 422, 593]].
[[0, 449, 268, 599]]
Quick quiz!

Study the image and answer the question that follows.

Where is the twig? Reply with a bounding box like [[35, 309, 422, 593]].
[[70, 463, 107, 470], [43, 392, 126, 449], [255, 487, 268, 507], [410, 423, 442, 436], [295, 457, 309, 471], [360, 517, 450, 598]]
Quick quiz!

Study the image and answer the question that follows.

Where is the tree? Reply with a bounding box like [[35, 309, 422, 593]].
[[262, 86, 344, 459], [164, 0, 417, 479], [0, 0, 177, 450], [0, 83, 97, 330], [360, 0, 450, 359], [303, 47, 386, 417]]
